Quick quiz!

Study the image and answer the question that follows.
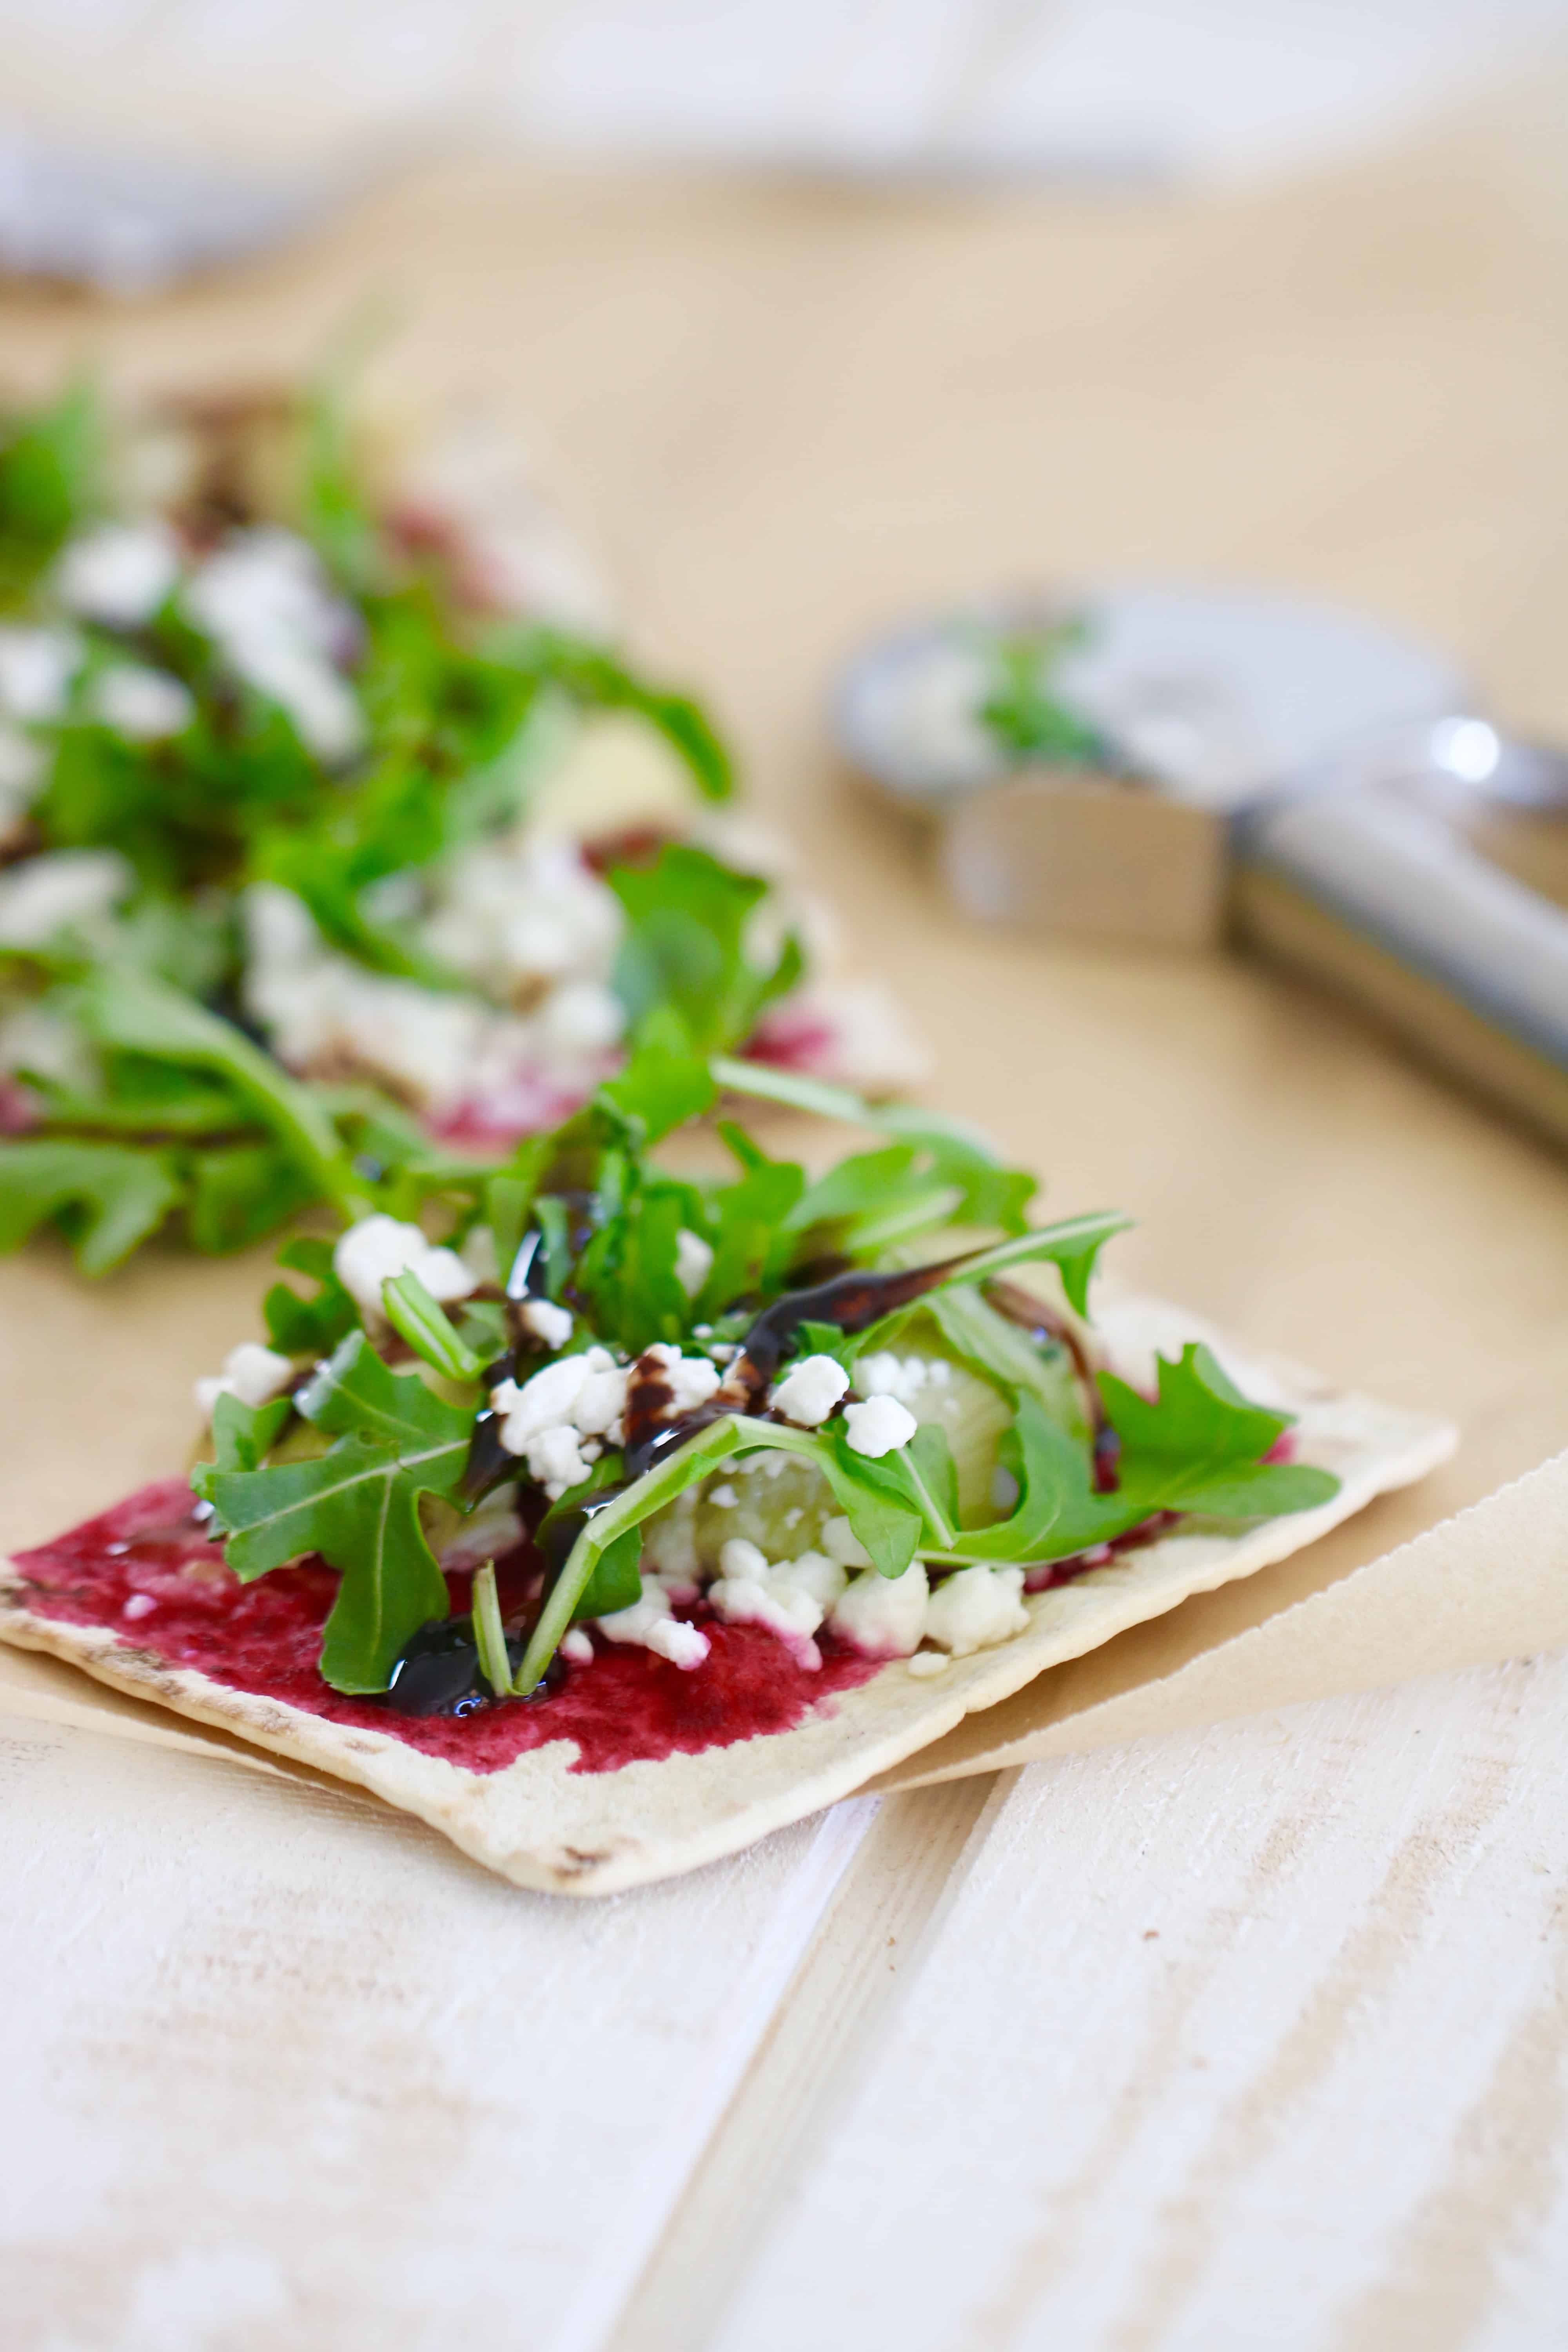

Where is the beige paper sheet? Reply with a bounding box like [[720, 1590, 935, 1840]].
[[4, 100, 1568, 1803]]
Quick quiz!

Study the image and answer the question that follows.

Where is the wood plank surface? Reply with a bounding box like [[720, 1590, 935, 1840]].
[[705, 1656, 1568, 2352], [0, 1716, 873, 2352]]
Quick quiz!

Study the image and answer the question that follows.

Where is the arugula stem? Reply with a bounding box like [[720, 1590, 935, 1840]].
[[470, 1560, 512, 1699], [709, 1055, 998, 1158]]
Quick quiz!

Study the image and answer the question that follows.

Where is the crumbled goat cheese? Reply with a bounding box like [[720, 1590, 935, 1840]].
[[91, 664, 194, 740], [240, 878, 614, 1120], [906, 1650, 951, 1677], [55, 522, 181, 627], [123, 1593, 158, 1622], [524, 1423, 594, 1497], [0, 626, 79, 720], [419, 835, 622, 995], [595, 1575, 711, 1669], [769, 1549, 848, 1613], [843, 1394, 918, 1459], [923, 1564, 1031, 1657], [858, 1352, 952, 1406], [195, 1341, 294, 1422], [821, 1514, 873, 1571], [829, 1561, 929, 1657], [560, 1628, 595, 1666], [674, 1227, 715, 1299], [185, 528, 364, 763], [332, 1214, 477, 1325], [642, 1344, 723, 1416], [518, 1297, 573, 1350], [534, 978, 626, 1063], [769, 1353, 851, 1428], [708, 1538, 833, 1666], [0, 849, 130, 949], [708, 1483, 738, 1509], [490, 1347, 630, 1494]]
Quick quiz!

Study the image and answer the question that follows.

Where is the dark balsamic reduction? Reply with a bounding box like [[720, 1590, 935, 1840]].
[[622, 1250, 989, 1481], [382, 1615, 565, 1717]]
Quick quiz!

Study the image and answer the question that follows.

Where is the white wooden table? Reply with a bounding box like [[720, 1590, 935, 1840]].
[[7, 1651, 1568, 2350], [7, 92, 1568, 2350]]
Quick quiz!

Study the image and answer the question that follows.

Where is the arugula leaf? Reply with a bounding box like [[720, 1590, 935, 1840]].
[[186, 1142, 318, 1256], [921, 1287, 1085, 1437], [573, 1177, 697, 1352], [608, 846, 798, 1055], [573, 1524, 644, 1621], [696, 1132, 805, 1312], [208, 1391, 292, 1473], [197, 1332, 473, 1692], [0, 1136, 182, 1272], [262, 1236, 360, 1357], [487, 626, 734, 802], [939, 1345, 1338, 1568], [598, 1012, 717, 1143], [0, 379, 103, 601], [70, 962, 368, 1222], [382, 1268, 482, 1382], [902, 1423, 960, 1544]]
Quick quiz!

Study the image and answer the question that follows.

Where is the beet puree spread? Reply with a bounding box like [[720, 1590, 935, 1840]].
[[10, 1480, 882, 1775]]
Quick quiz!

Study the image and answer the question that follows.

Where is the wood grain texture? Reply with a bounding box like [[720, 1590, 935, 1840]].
[[0, 1716, 873, 2352], [704, 1655, 1568, 2352]]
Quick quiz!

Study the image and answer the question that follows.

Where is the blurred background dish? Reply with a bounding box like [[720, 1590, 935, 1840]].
[[833, 583, 1471, 813]]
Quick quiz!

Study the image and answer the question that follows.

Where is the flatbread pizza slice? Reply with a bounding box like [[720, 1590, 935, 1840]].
[[0, 1062, 1454, 1893]]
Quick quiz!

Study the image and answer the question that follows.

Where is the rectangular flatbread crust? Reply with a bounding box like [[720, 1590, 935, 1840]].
[[0, 1296, 1454, 1895]]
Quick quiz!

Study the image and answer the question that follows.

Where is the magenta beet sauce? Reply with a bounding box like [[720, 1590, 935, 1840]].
[[11, 1479, 883, 1775]]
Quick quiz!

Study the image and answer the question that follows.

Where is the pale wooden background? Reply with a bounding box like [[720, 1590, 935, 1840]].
[[5, 83, 1568, 2349]]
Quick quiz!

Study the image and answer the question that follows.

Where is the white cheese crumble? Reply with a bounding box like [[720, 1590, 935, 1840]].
[[518, 1297, 573, 1350], [906, 1651, 951, 1677], [0, 626, 80, 720], [641, 1343, 723, 1416], [829, 1561, 929, 1657], [674, 1227, 714, 1299], [923, 1564, 1031, 1657], [91, 664, 194, 740], [595, 1575, 711, 1669], [769, 1353, 851, 1428], [419, 834, 623, 996], [55, 522, 180, 627], [843, 1394, 918, 1459], [858, 1351, 952, 1406], [707, 1537, 845, 1668], [332, 1213, 477, 1325], [185, 528, 364, 763], [194, 1341, 294, 1422], [0, 849, 130, 949], [560, 1627, 595, 1666], [489, 1346, 630, 1495]]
